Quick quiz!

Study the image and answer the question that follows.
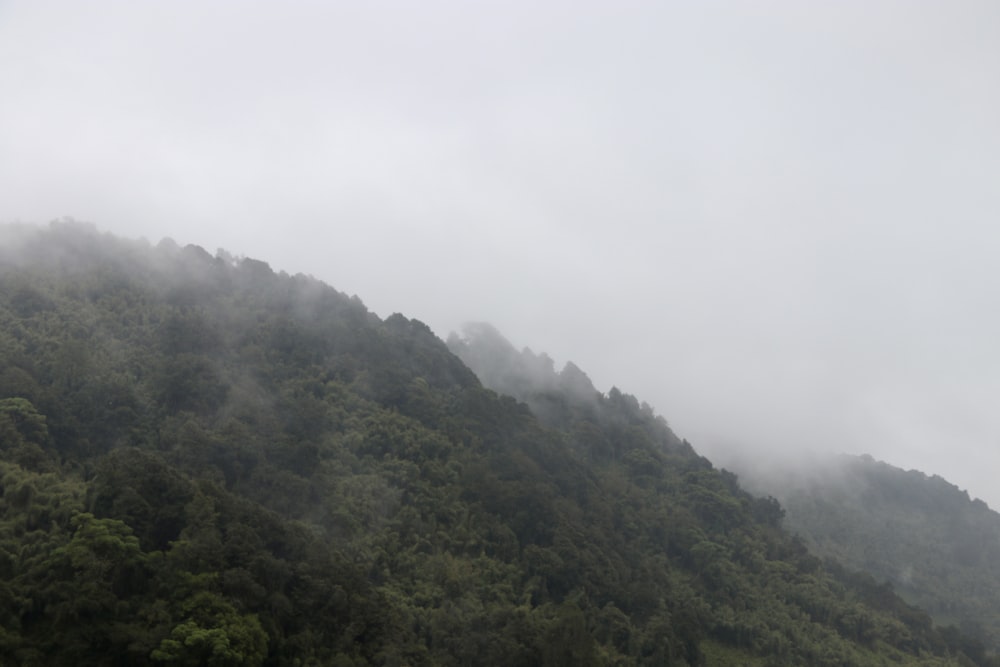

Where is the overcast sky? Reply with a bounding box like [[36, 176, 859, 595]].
[[2, 1, 1000, 506]]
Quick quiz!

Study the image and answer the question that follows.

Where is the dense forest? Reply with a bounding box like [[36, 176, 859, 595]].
[[735, 454, 1000, 654], [0, 221, 993, 665]]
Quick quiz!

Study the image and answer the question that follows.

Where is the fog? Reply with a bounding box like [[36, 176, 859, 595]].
[[2, 2, 1000, 506]]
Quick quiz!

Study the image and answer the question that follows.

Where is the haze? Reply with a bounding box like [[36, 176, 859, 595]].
[[2, 2, 999, 506]]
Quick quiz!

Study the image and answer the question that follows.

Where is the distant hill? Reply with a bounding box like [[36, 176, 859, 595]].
[[0, 221, 992, 665], [735, 453, 1000, 652]]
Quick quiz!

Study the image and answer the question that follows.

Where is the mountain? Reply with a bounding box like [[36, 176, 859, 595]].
[[734, 453, 1000, 653], [0, 221, 992, 665]]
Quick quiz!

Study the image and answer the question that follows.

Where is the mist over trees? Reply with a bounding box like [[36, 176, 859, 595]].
[[736, 453, 1000, 654], [0, 221, 994, 665], [446, 323, 667, 438]]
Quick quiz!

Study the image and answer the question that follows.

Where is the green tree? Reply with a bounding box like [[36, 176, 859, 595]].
[[151, 592, 267, 666]]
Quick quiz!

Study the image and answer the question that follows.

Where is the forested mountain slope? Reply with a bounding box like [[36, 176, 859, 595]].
[[0, 221, 991, 665], [446, 322, 996, 665], [735, 453, 1000, 653]]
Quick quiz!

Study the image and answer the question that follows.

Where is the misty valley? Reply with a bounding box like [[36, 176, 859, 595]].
[[2, 221, 1000, 666]]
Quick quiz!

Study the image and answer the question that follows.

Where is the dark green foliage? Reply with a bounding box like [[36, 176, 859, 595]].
[[0, 221, 991, 665]]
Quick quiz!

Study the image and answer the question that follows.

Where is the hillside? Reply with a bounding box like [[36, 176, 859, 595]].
[[735, 453, 1000, 653], [0, 221, 992, 665]]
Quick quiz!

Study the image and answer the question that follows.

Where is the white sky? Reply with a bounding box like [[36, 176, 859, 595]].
[[2, 1, 1000, 506]]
